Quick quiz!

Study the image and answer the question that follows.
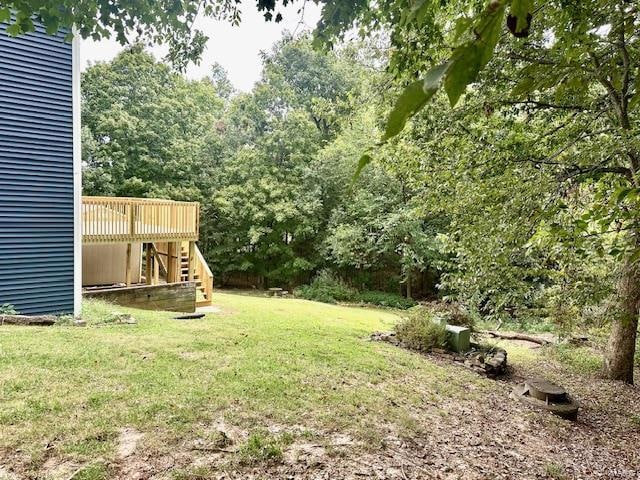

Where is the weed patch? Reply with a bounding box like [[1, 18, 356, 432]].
[[74, 463, 109, 480], [171, 466, 213, 480], [237, 430, 289, 465], [549, 344, 602, 375], [395, 308, 447, 351], [544, 462, 568, 480]]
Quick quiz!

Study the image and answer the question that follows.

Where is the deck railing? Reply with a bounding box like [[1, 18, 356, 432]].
[[82, 196, 200, 244], [194, 244, 214, 306]]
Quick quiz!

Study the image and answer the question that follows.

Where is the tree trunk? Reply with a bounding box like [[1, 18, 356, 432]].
[[604, 256, 640, 384], [406, 271, 412, 299]]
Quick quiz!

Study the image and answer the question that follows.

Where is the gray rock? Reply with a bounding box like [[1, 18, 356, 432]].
[[109, 312, 137, 324]]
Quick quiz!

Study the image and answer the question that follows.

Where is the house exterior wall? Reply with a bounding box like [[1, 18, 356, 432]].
[[0, 22, 78, 315]]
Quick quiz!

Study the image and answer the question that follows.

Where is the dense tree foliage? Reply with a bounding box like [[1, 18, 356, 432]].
[[82, 44, 225, 200], [82, 38, 441, 296]]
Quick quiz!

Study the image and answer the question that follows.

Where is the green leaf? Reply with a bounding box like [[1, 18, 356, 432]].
[[0, 8, 10, 23], [629, 68, 640, 110], [613, 187, 634, 204], [423, 61, 450, 91], [354, 154, 373, 180], [6, 23, 22, 36], [383, 80, 430, 140], [44, 17, 60, 35], [599, 219, 612, 233], [443, 3, 504, 107], [453, 16, 473, 41], [476, 4, 505, 68], [510, 76, 535, 98], [509, 0, 533, 33], [405, 0, 431, 25], [444, 44, 482, 107], [382, 62, 448, 141], [609, 248, 622, 258], [629, 248, 640, 265]]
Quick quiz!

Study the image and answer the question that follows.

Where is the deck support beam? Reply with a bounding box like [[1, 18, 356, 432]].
[[167, 241, 179, 283], [145, 243, 153, 285], [125, 243, 133, 286], [153, 254, 159, 285], [188, 241, 196, 282]]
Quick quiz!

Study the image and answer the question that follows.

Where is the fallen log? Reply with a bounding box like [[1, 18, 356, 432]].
[[0, 314, 57, 326], [479, 330, 552, 346]]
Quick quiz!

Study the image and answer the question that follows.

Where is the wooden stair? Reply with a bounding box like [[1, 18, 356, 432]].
[[141, 241, 214, 307], [180, 244, 212, 307]]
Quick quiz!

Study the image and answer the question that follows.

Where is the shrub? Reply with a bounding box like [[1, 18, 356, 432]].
[[425, 302, 474, 329], [296, 273, 419, 309], [54, 314, 75, 326], [81, 299, 136, 325], [0, 303, 17, 315], [357, 291, 416, 309], [294, 271, 357, 304], [395, 308, 447, 352]]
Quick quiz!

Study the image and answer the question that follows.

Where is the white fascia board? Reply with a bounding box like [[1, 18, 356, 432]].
[[72, 31, 82, 317]]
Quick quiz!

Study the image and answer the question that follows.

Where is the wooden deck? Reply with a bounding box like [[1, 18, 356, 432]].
[[82, 196, 199, 244], [81, 196, 213, 307]]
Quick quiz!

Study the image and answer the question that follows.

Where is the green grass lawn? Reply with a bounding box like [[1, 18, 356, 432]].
[[0, 293, 491, 477]]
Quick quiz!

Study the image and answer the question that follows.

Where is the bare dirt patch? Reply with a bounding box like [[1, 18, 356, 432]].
[[41, 459, 82, 480], [117, 428, 144, 459], [0, 466, 20, 480]]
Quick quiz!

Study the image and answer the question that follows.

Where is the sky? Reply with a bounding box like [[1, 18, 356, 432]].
[[80, 2, 322, 92]]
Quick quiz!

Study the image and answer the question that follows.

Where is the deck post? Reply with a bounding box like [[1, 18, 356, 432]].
[[129, 203, 136, 237], [125, 243, 133, 286], [167, 242, 178, 283], [188, 241, 196, 282], [153, 250, 159, 285], [145, 243, 153, 285]]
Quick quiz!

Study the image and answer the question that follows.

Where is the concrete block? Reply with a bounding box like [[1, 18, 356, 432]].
[[445, 324, 470, 353]]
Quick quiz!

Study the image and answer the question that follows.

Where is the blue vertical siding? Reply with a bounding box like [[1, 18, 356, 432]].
[[0, 22, 75, 314]]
